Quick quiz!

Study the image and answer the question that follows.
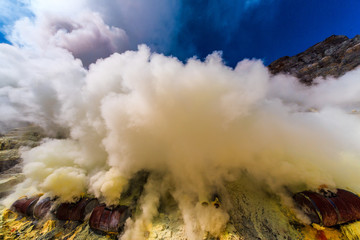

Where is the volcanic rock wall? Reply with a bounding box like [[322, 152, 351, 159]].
[[268, 35, 360, 84]]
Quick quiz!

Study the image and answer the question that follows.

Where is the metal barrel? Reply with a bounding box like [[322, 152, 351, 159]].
[[330, 189, 360, 225], [56, 198, 99, 221], [33, 197, 52, 219], [11, 196, 40, 216], [294, 189, 360, 227], [89, 204, 130, 234]]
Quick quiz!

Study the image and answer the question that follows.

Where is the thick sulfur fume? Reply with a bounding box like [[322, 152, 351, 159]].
[[3, 44, 360, 238]]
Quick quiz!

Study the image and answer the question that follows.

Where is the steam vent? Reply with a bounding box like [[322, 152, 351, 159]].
[[2, 34, 360, 239]]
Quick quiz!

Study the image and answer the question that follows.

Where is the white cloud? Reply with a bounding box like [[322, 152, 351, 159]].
[[0, 0, 32, 25], [3, 0, 179, 66]]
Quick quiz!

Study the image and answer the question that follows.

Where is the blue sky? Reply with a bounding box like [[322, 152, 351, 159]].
[[0, 0, 31, 44], [0, 33, 7, 44], [170, 0, 360, 66], [1, 0, 359, 66]]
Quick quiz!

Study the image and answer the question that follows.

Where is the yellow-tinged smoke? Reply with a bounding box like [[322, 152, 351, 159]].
[[4, 45, 360, 239]]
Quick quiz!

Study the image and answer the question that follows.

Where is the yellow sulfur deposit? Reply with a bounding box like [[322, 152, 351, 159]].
[[301, 224, 345, 240], [3, 205, 360, 239], [0, 208, 111, 240], [341, 221, 360, 240]]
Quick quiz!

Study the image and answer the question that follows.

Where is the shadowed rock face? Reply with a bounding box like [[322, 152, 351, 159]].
[[268, 35, 360, 84]]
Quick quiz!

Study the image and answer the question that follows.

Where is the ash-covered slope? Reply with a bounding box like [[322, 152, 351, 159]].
[[268, 35, 360, 84]]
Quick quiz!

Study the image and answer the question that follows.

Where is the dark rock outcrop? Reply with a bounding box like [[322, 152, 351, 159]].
[[268, 35, 360, 84]]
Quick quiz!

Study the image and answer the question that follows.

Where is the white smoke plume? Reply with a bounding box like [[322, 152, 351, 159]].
[[2, 1, 360, 239], [3, 44, 360, 237], [121, 174, 164, 240]]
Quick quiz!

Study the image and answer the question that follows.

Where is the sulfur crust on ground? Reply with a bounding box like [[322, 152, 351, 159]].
[[2, 127, 360, 239], [0, 208, 111, 240], [0, 207, 241, 240], [3, 200, 360, 239]]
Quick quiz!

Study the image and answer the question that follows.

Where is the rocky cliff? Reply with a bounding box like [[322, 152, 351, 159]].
[[268, 35, 360, 84]]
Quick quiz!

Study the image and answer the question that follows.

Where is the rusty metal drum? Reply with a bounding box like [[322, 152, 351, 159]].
[[11, 196, 40, 216], [55, 198, 99, 221], [294, 189, 360, 227], [89, 204, 131, 234], [33, 197, 52, 219]]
